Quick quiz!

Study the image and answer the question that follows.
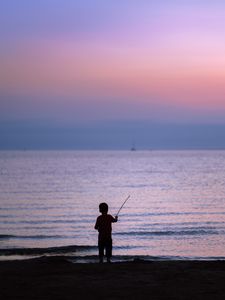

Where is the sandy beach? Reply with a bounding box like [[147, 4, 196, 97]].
[[1, 257, 225, 300]]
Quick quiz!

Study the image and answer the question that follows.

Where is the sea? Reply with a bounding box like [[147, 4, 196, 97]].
[[1, 150, 225, 262]]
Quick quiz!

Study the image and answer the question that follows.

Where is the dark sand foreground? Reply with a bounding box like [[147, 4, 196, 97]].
[[1, 257, 225, 299]]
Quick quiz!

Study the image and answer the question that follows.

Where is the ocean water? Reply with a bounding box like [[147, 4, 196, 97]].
[[1, 150, 225, 262]]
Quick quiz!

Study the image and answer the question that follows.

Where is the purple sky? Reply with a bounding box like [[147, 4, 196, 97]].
[[1, 0, 225, 149]]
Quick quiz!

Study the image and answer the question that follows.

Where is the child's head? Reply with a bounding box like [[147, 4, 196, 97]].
[[99, 202, 108, 214]]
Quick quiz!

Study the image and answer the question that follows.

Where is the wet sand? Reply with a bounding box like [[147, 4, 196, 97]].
[[1, 257, 225, 299]]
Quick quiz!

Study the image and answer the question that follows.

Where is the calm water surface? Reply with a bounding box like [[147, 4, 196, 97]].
[[1, 150, 225, 261]]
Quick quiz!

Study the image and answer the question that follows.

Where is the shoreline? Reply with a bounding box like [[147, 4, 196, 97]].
[[2, 253, 225, 263], [1, 246, 225, 262], [1, 256, 225, 299]]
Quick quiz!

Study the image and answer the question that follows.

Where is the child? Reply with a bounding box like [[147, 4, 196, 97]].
[[94, 202, 118, 263]]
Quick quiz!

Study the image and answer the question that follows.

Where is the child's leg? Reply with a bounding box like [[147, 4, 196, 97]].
[[98, 240, 104, 263], [105, 238, 112, 262]]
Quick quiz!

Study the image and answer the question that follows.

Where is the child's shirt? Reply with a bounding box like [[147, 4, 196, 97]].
[[95, 214, 117, 241]]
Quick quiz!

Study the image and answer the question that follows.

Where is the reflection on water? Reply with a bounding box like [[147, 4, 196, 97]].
[[1, 150, 225, 259]]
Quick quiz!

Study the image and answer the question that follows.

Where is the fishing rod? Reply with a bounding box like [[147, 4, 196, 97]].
[[116, 195, 130, 217]]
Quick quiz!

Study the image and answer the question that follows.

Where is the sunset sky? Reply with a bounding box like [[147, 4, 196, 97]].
[[1, 0, 225, 149]]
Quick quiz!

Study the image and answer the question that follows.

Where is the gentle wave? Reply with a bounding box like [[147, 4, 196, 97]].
[[0, 234, 81, 240], [0, 245, 97, 256], [0, 229, 221, 242], [0, 235, 15, 239], [115, 229, 221, 236], [0, 219, 91, 225], [125, 212, 225, 217]]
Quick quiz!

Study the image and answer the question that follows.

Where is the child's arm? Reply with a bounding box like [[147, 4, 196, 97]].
[[112, 215, 118, 222], [94, 218, 99, 230]]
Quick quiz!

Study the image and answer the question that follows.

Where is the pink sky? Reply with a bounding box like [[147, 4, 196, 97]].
[[1, 1, 225, 148]]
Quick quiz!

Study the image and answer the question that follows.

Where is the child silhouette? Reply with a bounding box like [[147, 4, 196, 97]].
[[94, 202, 118, 263]]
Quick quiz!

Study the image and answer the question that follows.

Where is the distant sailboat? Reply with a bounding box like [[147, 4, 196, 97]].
[[131, 141, 136, 151]]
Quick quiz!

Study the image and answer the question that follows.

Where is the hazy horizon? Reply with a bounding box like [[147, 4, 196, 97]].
[[1, 121, 225, 150]]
